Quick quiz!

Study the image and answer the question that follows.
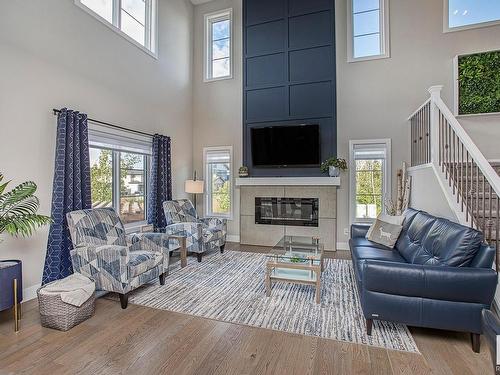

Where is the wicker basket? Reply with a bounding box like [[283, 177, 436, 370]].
[[37, 283, 95, 331]]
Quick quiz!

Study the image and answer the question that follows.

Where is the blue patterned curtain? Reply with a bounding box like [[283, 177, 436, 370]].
[[42, 108, 91, 285], [148, 134, 172, 230]]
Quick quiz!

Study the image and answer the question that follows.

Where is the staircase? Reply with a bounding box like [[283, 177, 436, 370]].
[[408, 86, 500, 271]]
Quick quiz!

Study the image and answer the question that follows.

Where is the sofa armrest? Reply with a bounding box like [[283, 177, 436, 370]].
[[70, 244, 129, 285], [362, 260, 497, 305], [129, 232, 171, 270], [351, 224, 371, 239]]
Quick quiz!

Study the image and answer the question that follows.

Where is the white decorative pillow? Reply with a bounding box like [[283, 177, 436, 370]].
[[366, 213, 405, 248]]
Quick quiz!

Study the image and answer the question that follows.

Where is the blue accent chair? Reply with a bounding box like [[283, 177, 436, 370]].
[[162, 199, 227, 262], [350, 208, 498, 352], [67, 208, 171, 309]]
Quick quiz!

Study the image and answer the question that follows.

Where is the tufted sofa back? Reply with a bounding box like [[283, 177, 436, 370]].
[[396, 208, 485, 267]]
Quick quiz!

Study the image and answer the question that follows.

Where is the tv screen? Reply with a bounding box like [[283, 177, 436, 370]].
[[251, 124, 320, 167]]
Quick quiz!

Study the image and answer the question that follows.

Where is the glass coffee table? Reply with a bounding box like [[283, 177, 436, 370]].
[[265, 235, 324, 304]]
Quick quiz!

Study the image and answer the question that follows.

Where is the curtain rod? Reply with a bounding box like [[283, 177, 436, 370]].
[[52, 109, 154, 138]]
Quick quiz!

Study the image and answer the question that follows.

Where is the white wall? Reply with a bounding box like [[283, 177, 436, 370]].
[[191, 0, 500, 246], [192, 0, 243, 240], [407, 166, 458, 222], [459, 114, 500, 161], [0, 0, 194, 296]]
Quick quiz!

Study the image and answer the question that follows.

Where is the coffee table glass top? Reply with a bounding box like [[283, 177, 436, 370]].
[[267, 235, 323, 263]]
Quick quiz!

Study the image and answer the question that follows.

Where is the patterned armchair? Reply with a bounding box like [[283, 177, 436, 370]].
[[163, 199, 227, 262], [66, 208, 171, 309]]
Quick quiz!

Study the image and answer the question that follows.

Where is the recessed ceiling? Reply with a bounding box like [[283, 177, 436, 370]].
[[190, 0, 213, 5]]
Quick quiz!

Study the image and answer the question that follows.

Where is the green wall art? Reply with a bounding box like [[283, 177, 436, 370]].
[[457, 50, 500, 115]]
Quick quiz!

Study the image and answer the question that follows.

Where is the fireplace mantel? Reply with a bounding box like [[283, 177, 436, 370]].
[[235, 177, 340, 187]]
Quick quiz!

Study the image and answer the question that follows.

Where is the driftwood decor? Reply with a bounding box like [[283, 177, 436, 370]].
[[385, 162, 412, 216]]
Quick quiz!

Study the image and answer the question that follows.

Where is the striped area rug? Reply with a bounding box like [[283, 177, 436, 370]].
[[125, 250, 419, 353]]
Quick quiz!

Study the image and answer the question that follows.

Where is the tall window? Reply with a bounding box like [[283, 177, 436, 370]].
[[349, 140, 391, 223], [89, 126, 151, 227], [204, 9, 233, 81], [76, 0, 157, 56], [445, 0, 500, 32], [204, 147, 233, 219], [347, 0, 390, 62]]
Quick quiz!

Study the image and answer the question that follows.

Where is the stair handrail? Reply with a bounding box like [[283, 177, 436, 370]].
[[428, 86, 500, 199]]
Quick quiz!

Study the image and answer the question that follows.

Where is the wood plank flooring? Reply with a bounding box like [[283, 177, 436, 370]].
[[0, 243, 494, 374]]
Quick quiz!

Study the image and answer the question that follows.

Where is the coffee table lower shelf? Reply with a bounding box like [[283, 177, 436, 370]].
[[265, 261, 322, 304]]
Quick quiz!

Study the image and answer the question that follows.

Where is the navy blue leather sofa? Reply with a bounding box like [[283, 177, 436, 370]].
[[349, 208, 498, 352]]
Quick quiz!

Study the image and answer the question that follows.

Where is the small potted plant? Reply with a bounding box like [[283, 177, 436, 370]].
[[238, 166, 249, 178], [320, 157, 348, 177], [0, 173, 52, 330]]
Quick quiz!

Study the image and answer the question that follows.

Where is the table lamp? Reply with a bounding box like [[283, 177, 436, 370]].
[[185, 171, 204, 210]]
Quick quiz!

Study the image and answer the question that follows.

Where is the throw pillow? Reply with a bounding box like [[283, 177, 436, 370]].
[[366, 213, 405, 248]]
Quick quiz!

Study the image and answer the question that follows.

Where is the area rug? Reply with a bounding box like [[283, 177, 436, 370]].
[[121, 251, 419, 353]]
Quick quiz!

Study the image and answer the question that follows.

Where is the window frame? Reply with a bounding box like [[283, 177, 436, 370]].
[[204, 8, 233, 82], [89, 143, 150, 231], [349, 139, 392, 224], [203, 146, 233, 220], [74, 0, 158, 59], [347, 0, 390, 63], [444, 0, 500, 33]]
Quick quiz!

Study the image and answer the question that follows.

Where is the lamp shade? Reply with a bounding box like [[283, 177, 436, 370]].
[[185, 179, 204, 194]]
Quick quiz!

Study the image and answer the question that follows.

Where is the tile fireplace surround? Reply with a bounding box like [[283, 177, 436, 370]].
[[236, 178, 339, 251]]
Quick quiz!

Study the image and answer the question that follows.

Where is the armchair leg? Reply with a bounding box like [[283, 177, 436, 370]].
[[119, 293, 129, 309], [159, 273, 166, 285], [471, 333, 480, 353], [197, 253, 203, 262], [366, 319, 373, 336], [220, 244, 225, 254]]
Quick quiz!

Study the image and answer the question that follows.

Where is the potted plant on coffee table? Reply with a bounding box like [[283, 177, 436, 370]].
[[0, 173, 52, 331], [320, 157, 348, 177]]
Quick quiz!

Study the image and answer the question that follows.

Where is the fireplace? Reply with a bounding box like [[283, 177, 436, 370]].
[[255, 197, 319, 227]]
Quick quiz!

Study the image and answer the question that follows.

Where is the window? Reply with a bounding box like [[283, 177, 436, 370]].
[[445, 0, 500, 32], [89, 125, 151, 227], [204, 147, 233, 219], [349, 140, 391, 223], [75, 0, 157, 57], [347, 0, 390, 62], [204, 9, 233, 81]]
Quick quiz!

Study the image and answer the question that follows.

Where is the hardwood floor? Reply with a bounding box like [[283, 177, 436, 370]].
[[0, 243, 494, 374]]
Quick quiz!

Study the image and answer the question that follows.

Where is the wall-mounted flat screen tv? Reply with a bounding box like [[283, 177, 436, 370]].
[[251, 124, 321, 168]]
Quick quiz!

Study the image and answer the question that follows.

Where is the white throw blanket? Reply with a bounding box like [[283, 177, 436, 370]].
[[40, 273, 95, 307]]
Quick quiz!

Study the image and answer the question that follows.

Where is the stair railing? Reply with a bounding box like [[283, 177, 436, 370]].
[[408, 86, 500, 270]]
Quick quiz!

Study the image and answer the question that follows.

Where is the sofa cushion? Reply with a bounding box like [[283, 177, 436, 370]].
[[128, 251, 163, 277], [350, 238, 392, 250], [351, 246, 407, 264], [396, 209, 483, 267]]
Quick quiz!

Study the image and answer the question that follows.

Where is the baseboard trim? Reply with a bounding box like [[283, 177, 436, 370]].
[[336, 242, 349, 251], [23, 283, 40, 302], [227, 234, 240, 243]]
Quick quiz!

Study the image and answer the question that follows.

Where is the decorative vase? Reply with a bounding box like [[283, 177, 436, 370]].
[[328, 166, 340, 177]]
